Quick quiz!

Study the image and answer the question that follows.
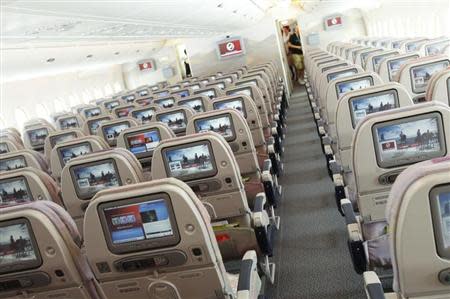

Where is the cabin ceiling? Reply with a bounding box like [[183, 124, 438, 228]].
[[1, 0, 279, 48]]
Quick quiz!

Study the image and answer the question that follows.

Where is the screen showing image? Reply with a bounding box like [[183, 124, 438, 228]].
[[0, 222, 39, 272], [336, 78, 373, 99], [372, 53, 397, 72], [84, 108, 102, 118], [132, 108, 156, 124], [350, 91, 399, 128], [103, 123, 130, 141], [104, 101, 120, 111], [103, 198, 175, 245], [138, 90, 149, 96], [0, 143, 9, 154], [126, 130, 161, 155], [195, 115, 234, 140], [189, 84, 201, 90], [223, 77, 233, 84], [0, 157, 27, 172], [174, 90, 189, 98], [0, 177, 32, 205], [50, 132, 77, 147], [155, 91, 170, 98], [426, 41, 449, 56], [373, 114, 445, 168], [164, 143, 215, 180], [201, 79, 209, 84], [227, 88, 252, 98], [322, 63, 347, 72], [212, 83, 225, 90], [317, 58, 338, 66], [197, 89, 216, 99], [327, 69, 358, 82], [388, 56, 418, 80], [436, 191, 450, 251], [178, 99, 204, 112], [447, 78, 450, 103], [411, 61, 450, 93], [361, 50, 382, 68], [213, 99, 246, 118], [122, 95, 136, 103], [116, 107, 133, 118], [71, 160, 121, 199], [28, 128, 49, 147], [155, 98, 175, 108], [59, 143, 92, 166], [406, 42, 420, 52], [88, 118, 109, 135], [157, 112, 186, 131], [136, 98, 153, 106], [392, 41, 401, 49], [171, 86, 181, 91], [59, 117, 79, 129]]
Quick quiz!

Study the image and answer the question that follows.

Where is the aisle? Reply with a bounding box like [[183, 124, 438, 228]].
[[265, 85, 365, 299]]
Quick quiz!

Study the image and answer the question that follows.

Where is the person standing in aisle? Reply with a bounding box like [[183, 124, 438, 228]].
[[288, 26, 305, 84]]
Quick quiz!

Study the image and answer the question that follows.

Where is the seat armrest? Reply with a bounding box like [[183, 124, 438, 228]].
[[341, 198, 357, 225], [262, 159, 272, 174], [363, 272, 386, 299], [237, 250, 262, 299], [252, 193, 269, 227], [267, 137, 275, 154]]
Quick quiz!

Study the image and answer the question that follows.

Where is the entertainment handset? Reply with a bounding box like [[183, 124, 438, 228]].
[[372, 112, 446, 169]]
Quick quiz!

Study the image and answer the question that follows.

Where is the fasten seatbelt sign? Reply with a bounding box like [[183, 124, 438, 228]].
[[216, 37, 246, 59]]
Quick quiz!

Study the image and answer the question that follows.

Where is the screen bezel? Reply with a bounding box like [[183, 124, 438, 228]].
[[124, 128, 161, 159], [49, 132, 78, 148], [0, 156, 28, 172], [156, 110, 188, 134], [335, 76, 374, 99], [97, 192, 181, 255], [371, 112, 447, 169], [0, 218, 42, 274], [178, 98, 205, 112], [213, 97, 247, 118], [69, 158, 122, 200], [327, 68, 358, 83], [57, 141, 93, 167], [410, 60, 450, 94], [193, 113, 236, 142], [161, 140, 218, 182], [348, 89, 400, 129], [430, 184, 450, 259]]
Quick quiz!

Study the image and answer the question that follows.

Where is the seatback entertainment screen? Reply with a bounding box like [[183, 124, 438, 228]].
[[387, 55, 419, 81], [411, 60, 449, 93], [70, 160, 121, 199], [104, 101, 120, 111], [28, 128, 49, 147], [59, 117, 79, 130], [163, 142, 217, 181], [349, 90, 399, 128], [335, 77, 373, 99], [156, 111, 187, 133], [103, 123, 130, 142], [115, 106, 134, 118], [50, 132, 77, 147], [227, 88, 252, 98], [132, 108, 156, 124], [0, 219, 41, 274], [213, 99, 246, 118], [196, 89, 216, 100], [194, 114, 235, 141], [174, 90, 189, 98], [426, 41, 449, 56], [154, 98, 175, 108], [327, 69, 358, 82], [58, 142, 92, 166], [0, 143, 9, 154], [178, 98, 205, 112], [0, 156, 27, 172], [88, 117, 110, 135], [372, 112, 446, 168], [430, 185, 450, 259], [84, 107, 102, 118], [0, 177, 33, 205], [126, 129, 161, 157]]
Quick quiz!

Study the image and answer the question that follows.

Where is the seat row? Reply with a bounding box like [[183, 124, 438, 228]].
[[303, 39, 450, 298], [0, 61, 288, 298]]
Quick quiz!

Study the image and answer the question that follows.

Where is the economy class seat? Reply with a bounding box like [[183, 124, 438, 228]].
[[364, 50, 400, 73], [96, 117, 139, 147], [0, 167, 63, 208], [394, 55, 450, 103], [151, 132, 277, 283], [153, 106, 195, 137], [43, 129, 85, 162], [23, 123, 55, 153], [364, 156, 450, 299], [176, 94, 209, 113], [83, 178, 263, 299], [60, 148, 143, 232], [186, 108, 282, 211], [50, 135, 110, 182], [425, 67, 450, 105], [341, 102, 450, 275], [82, 115, 114, 136], [116, 122, 175, 177], [332, 83, 414, 208], [0, 201, 104, 298], [0, 149, 50, 174]]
